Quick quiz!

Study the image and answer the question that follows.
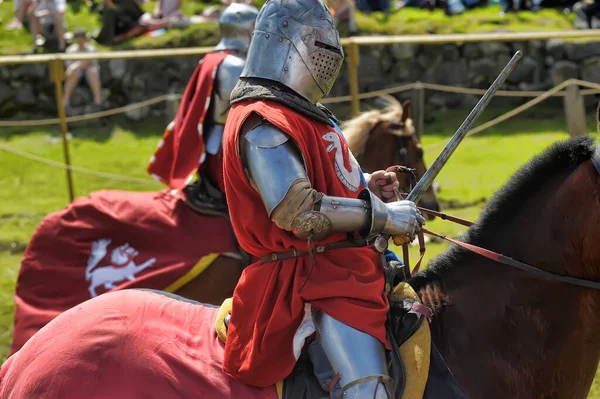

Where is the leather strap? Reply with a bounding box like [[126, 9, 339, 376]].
[[423, 227, 600, 291], [261, 239, 368, 263], [417, 208, 473, 228]]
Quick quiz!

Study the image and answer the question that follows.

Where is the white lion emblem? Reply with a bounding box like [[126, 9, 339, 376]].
[[322, 131, 362, 192], [85, 239, 157, 298]]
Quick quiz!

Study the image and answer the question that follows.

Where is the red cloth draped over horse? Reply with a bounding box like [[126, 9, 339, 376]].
[[147, 50, 230, 191], [9, 189, 238, 356], [221, 100, 390, 387], [1, 290, 279, 399]]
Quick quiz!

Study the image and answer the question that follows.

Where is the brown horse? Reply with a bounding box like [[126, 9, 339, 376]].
[[3, 135, 598, 398], [343, 95, 441, 215], [409, 135, 600, 398]]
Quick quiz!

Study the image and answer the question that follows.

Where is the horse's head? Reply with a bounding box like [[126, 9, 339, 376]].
[[344, 95, 441, 217]]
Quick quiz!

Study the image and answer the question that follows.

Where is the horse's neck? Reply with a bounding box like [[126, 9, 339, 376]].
[[413, 168, 600, 398]]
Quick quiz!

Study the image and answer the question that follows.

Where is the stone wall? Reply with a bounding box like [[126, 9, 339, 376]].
[[1, 39, 599, 121]]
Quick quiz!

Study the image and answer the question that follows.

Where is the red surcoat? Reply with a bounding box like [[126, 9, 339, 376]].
[[147, 51, 229, 192], [221, 100, 390, 387]]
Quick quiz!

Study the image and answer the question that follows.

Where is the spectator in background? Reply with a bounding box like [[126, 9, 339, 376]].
[[6, 0, 34, 30], [356, 0, 391, 13], [140, 0, 190, 30], [29, 0, 67, 52], [328, 0, 357, 35], [62, 29, 103, 112], [573, 0, 600, 28], [95, 0, 146, 45]]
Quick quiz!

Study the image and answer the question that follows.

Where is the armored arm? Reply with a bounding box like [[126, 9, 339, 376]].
[[240, 122, 423, 240], [212, 55, 246, 125]]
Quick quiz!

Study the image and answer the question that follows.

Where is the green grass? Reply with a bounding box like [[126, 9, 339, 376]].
[[0, 106, 599, 395], [0, 0, 577, 55], [356, 5, 573, 35]]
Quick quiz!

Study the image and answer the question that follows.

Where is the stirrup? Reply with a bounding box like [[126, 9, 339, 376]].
[[341, 374, 394, 399]]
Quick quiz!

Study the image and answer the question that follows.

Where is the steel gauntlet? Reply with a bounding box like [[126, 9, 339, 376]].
[[356, 189, 424, 239], [291, 189, 424, 241]]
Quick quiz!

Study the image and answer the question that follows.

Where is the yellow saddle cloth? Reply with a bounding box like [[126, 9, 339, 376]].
[[215, 282, 431, 399]]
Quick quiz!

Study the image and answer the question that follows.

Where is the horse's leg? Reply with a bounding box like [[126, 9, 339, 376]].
[[173, 254, 245, 305]]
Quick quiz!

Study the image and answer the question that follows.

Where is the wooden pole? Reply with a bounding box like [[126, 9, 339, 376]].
[[48, 58, 75, 202], [563, 83, 587, 137], [347, 41, 360, 117]]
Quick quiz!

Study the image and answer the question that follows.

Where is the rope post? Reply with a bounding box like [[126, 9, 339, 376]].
[[411, 81, 425, 139], [346, 41, 360, 117], [48, 58, 75, 202], [563, 81, 587, 137]]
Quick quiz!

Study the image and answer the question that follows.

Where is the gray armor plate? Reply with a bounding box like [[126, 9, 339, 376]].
[[241, 123, 308, 215], [211, 54, 246, 126]]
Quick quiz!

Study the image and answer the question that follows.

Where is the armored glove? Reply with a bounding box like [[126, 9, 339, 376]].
[[382, 200, 425, 241]]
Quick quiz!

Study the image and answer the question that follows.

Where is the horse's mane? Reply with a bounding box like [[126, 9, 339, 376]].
[[342, 95, 415, 156], [412, 135, 596, 282]]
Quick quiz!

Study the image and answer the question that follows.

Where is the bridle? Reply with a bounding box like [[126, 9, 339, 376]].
[[401, 145, 600, 291]]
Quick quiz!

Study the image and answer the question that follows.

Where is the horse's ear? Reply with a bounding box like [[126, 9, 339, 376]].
[[401, 99, 412, 123]]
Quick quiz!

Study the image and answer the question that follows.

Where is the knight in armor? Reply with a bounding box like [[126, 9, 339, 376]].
[[147, 3, 259, 215], [220, 1, 425, 398]]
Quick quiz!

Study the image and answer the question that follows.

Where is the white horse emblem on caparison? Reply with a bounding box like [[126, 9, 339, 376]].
[[322, 131, 361, 192], [85, 239, 157, 298]]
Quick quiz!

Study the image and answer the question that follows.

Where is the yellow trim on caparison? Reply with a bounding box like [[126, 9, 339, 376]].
[[163, 253, 220, 293]]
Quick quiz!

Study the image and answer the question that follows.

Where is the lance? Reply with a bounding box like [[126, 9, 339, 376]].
[[391, 50, 523, 244]]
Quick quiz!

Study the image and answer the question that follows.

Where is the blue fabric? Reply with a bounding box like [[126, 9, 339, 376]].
[[330, 119, 402, 265]]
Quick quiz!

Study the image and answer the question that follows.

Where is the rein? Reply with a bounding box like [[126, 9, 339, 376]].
[[399, 152, 600, 291]]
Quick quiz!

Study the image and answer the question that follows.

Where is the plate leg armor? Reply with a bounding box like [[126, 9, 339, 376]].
[[312, 310, 394, 399]]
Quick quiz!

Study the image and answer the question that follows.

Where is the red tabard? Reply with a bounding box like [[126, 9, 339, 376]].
[[221, 100, 390, 387], [147, 51, 229, 191], [9, 189, 238, 356]]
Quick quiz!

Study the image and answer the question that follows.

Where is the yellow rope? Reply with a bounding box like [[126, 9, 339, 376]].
[[0, 94, 182, 127], [423, 79, 579, 152], [321, 83, 417, 104], [2, 80, 600, 127], [2, 78, 599, 184], [0, 142, 161, 185]]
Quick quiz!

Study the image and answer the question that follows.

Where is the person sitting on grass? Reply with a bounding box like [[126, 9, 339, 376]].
[[29, 0, 67, 53], [62, 29, 103, 113], [6, 0, 34, 30], [139, 0, 190, 30], [94, 0, 146, 45]]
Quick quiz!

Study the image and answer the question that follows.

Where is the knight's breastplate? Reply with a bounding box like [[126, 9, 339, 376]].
[[205, 53, 246, 154]]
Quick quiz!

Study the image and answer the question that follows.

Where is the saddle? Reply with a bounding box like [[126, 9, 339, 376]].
[[215, 282, 437, 399], [184, 173, 228, 217]]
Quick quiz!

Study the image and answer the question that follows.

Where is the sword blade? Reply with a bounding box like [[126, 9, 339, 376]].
[[405, 50, 523, 203]]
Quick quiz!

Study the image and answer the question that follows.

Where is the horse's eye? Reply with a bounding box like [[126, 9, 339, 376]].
[[389, 122, 404, 130]]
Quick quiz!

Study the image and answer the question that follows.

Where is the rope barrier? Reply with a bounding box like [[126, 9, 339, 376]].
[[2, 78, 600, 184], [321, 82, 417, 104], [0, 142, 161, 185], [0, 93, 182, 127], [2, 80, 600, 127], [422, 78, 599, 152], [418, 81, 600, 97]]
